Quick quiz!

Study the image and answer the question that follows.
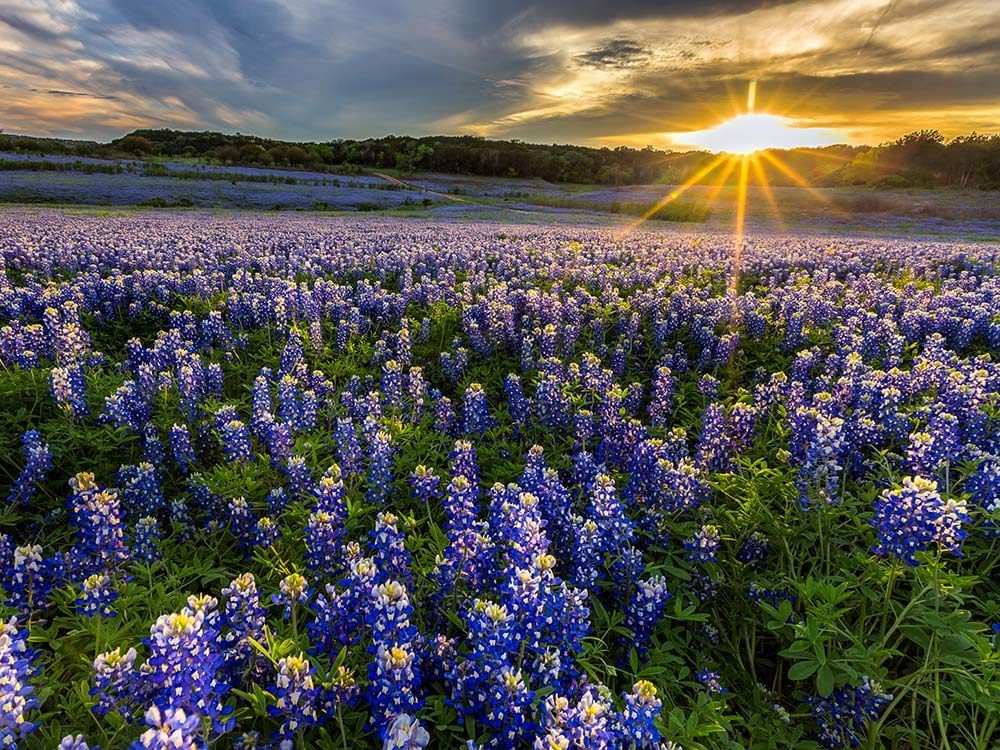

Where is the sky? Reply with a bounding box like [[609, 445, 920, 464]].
[[1, 0, 998, 149]]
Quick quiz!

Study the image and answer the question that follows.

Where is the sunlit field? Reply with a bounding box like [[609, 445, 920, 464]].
[[1, 208, 998, 749]]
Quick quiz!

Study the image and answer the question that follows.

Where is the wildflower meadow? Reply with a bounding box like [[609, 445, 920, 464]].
[[0, 210, 997, 749]]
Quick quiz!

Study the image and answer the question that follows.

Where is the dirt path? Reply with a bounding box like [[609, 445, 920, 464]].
[[371, 172, 470, 203], [369, 171, 553, 216]]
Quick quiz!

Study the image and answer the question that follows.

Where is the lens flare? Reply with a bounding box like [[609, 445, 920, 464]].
[[674, 113, 837, 155]]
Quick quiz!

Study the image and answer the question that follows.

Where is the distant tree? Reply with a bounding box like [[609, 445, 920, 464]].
[[238, 143, 267, 163], [215, 145, 242, 164], [118, 135, 154, 156]]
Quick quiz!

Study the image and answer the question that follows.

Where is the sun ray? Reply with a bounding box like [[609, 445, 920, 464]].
[[701, 156, 740, 208], [616, 152, 729, 237], [790, 147, 858, 165], [721, 154, 753, 377], [758, 150, 840, 210], [750, 154, 787, 231], [730, 156, 751, 297]]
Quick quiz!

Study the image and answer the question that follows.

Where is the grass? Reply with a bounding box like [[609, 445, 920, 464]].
[[514, 193, 712, 222]]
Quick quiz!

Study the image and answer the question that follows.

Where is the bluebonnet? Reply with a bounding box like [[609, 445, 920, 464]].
[[906, 411, 961, 476], [440, 344, 468, 383], [366, 431, 395, 506], [685, 524, 721, 564], [381, 359, 405, 410], [283, 455, 313, 499], [142, 424, 165, 466], [806, 677, 891, 749], [409, 465, 440, 506], [871, 476, 969, 565], [314, 464, 348, 514], [698, 374, 721, 399], [117, 462, 165, 518], [624, 576, 672, 654], [737, 532, 770, 565], [334, 417, 364, 477], [218, 572, 267, 682], [534, 374, 571, 430], [449, 439, 480, 485], [221, 573, 265, 646], [103, 380, 149, 433], [50, 363, 88, 418], [309, 552, 378, 653], [267, 487, 290, 517], [69, 473, 128, 576], [132, 517, 161, 564], [273, 573, 310, 619], [369, 640, 423, 740], [267, 654, 325, 745], [696, 669, 728, 696], [504, 374, 530, 428], [226, 497, 259, 554], [253, 516, 280, 549], [434, 474, 492, 600], [7, 430, 52, 506], [649, 365, 674, 428], [77, 574, 118, 618], [533, 687, 618, 749], [305, 510, 344, 578], [140, 599, 233, 734], [91, 646, 138, 719], [279, 329, 305, 376], [170, 498, 195, 543], [619, 680, 663, 748], [573, 409, 596, 448], [57, 735, 95, 750], [6, 543, 63, 615], [406, 366, 428, 421], [462, 383, 495, 434], [0, 617, 40, 747], [690, 570, 720, 603], [219, 419, 253, 463], [367, 574, 422, 740], [966, 456, 999, 518], [695, 403, 731, 473], [384, 713, 430, 750], [569, 473, 633, 589], [748, 583, 798, 610], [370, 513, 413, 590], [130, 706, 206, 750], [790, 402, 847, 507], [434, 395, 455, 434]]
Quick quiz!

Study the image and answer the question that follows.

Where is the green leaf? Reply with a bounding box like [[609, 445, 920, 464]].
[[816, 664, 835, 697], [788, 661, 818, 681]]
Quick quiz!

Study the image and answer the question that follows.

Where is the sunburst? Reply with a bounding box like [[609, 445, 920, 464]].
[[619, 82, 842, 365], [622, 81, 838, 247]]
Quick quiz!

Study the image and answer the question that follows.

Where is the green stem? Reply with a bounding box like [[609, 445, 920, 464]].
[[337, 704, 349, 750]]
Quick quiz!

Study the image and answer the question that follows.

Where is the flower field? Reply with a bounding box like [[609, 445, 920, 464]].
[[0, 209, 998, 749]]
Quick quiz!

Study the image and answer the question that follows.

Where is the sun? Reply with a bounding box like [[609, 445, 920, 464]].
[[676, 113, 838, 155], [621, 82, 847, 312]]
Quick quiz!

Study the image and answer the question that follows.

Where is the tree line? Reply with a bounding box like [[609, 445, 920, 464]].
[[2, 128, 998, 188]]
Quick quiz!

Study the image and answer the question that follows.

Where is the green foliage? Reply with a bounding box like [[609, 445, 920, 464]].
[[5, 127, 999, 188]]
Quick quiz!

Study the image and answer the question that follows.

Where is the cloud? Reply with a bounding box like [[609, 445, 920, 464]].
[[0, 0, 997, 145], [575, 39, 651, 69]]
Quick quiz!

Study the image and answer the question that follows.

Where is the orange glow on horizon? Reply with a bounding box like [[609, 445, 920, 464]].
[[672, 113, 839, 155]]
